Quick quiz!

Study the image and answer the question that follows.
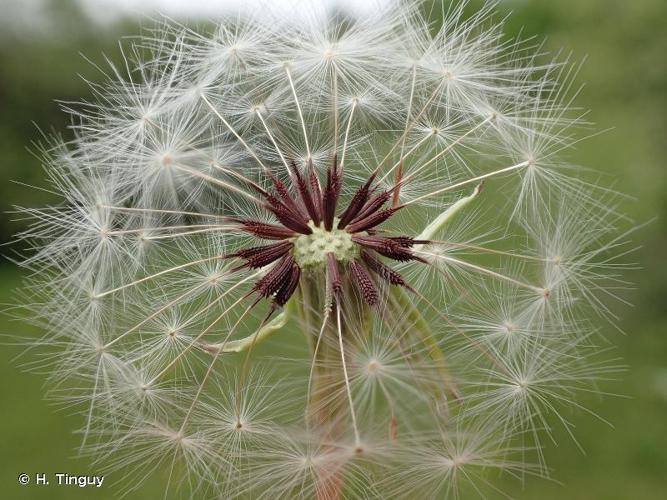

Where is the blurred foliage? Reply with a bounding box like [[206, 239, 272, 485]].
[[0, 0, 133, 246], [0, 0, 665, 498]]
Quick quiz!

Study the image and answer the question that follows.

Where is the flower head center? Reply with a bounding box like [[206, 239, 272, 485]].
[[293, 220, 357, 268]]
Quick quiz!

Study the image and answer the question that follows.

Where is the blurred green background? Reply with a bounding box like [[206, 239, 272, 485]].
[[1, 0, 665, 498]]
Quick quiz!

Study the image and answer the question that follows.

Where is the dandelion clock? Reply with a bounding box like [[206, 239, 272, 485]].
[[14, 1, 633, 498]]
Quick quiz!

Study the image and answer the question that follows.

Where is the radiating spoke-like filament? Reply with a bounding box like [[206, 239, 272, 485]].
[[405, 160, 531, 206], [340, 98, 357, 172], [170, 162, 263, 204], [385, 114, 495, 187], [103, 280, 213, 349], [201, 93, 270, 173], [306, 308, 331, 427], [415, 249, 544, 294], [104, 268, 255, 351], [142, 227, 236, 241], [179, 300, 257, 433], [285, 65, 311, 160], [420, 239, 551, 262], [149, 290, 252, 387], [373, 79, 446, 175], [101, 205, 229, 220], [255, 108, 293, 176], [336, 304, 361, 446], [95, 254, 227, 299], [105, 224, 228, 236]]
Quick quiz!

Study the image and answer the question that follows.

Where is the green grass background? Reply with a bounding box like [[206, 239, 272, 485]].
[[1, 0, 665, 498]]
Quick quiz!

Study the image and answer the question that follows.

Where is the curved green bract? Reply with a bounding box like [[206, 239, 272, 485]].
[[417, 183, 482, 241], [218, 299, 294, 353]]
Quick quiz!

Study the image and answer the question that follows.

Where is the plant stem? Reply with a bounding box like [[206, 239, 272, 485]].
[[296, 270, 372, 499]]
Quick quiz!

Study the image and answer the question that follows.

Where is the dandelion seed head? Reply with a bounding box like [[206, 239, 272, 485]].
[[11, 0, 634, 498]]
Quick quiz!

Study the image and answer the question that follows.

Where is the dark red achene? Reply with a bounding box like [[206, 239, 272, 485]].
[[227, 155, 426, 309]]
